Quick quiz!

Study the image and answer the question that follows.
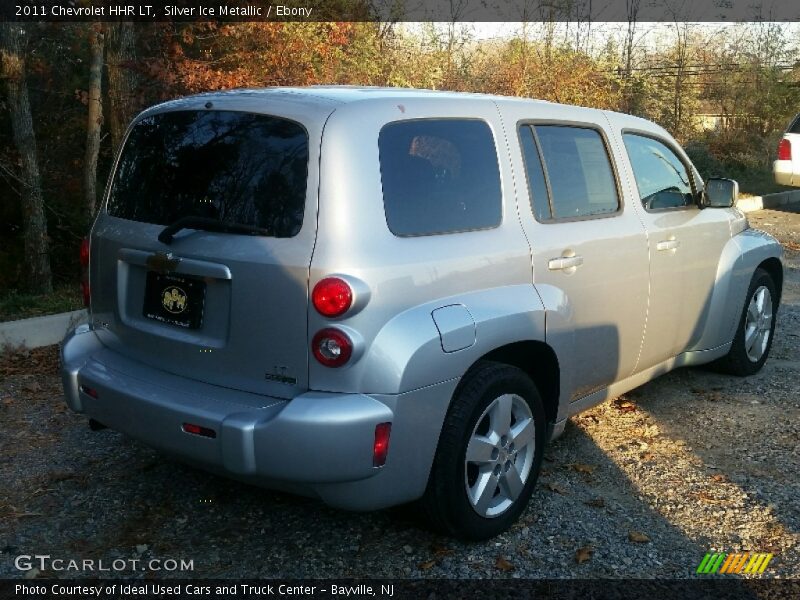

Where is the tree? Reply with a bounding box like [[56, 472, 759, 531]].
[[0, 23, 52, 294], [106, 22, 141, 154], [83, 23, 104, 222]]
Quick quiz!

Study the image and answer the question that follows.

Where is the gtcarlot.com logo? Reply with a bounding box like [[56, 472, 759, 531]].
[[696, 552, 773, 575], [14, 554, 194, 573]]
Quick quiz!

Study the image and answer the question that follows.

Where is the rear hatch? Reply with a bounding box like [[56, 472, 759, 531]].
[[89, 96, 332, 399]]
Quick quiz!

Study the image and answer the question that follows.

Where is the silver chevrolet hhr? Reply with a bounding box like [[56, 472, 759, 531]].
[[62, 87, 783, 539]]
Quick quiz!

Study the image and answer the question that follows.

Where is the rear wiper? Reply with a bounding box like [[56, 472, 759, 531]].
[[158, 216, 269, 245]]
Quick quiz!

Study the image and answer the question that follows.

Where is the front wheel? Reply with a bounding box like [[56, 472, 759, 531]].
[[713, 268, 778, 376], [421, 361, 545, 540]]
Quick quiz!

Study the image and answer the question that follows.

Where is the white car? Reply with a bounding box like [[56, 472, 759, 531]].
[[774, 114, 799, 187]]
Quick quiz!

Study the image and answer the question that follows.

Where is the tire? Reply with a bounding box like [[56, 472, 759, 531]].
[[712, 268, 778, 376], [421, 360, 546, 540]]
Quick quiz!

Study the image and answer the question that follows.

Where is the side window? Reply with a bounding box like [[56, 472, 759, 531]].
[[623, 133, 695, 211], [378, 119, 502, 236], [519, 126, 550, 222], [533, 125, 620, 219]]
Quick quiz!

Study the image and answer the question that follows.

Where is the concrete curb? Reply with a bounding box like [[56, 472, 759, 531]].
[[0, 309, 88, 352], [736, 189, 800, 213]]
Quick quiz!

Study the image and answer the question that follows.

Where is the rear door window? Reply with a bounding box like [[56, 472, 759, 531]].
[[107, 110, 309, 237], [378, 119, 502, 236], [531, 125, 620, 220]]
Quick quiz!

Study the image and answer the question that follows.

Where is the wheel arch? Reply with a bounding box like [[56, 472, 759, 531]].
[[688, 229, 783, 353], [758, 256, 783, 301], [465, 340, 561, 427]]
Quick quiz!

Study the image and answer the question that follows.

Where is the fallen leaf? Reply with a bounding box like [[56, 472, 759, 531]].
[[697, 491, 724, 504], [711, 474, 727, 483], [430, 544, 453, 557], [783, 240, 800, 252], [575, 545, 593, 564], [584, 497, 606, 508], [495, 556, 515, 572], [569, 463, 595, 474], [545, 482, 568, 495], [613, 398, 637, 413], [628, 531, 650, 543], [641, 424, 660, 438], [23, 381, 42, 393], [418, 560, 437, 571]]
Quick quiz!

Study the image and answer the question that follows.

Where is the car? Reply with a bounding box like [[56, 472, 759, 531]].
[[774, 114, 800, 187], [61, 87, 783, 540]]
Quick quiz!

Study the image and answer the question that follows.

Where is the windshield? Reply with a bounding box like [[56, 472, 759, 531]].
[[107, 110, 309, 237]]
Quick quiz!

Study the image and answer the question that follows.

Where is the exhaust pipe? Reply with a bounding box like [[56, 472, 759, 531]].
[[88, 418, 107, 431]]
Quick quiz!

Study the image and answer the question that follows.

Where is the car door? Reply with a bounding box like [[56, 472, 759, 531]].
[[511, 115, 650, 401], [617, 129, 732, 369]]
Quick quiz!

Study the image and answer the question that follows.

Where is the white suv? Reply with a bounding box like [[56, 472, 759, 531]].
[[774, 114, 800, 187]]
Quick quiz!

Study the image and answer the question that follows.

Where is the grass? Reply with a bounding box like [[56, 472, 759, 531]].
[[0, 285, 83, 322]]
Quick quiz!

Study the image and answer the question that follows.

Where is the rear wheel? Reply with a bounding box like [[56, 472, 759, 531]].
[[713, 268, 778, 376], [421, 361, 545, 540]]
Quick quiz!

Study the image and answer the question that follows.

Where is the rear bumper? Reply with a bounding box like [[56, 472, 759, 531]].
[[61, 325, 455, 510], [773, 159, 796, 187]]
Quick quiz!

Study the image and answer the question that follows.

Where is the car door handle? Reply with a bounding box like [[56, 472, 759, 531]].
[[656, 239, 680, 251], [548, 255, 584, 271]]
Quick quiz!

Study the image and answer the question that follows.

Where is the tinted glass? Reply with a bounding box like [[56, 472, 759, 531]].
[[623, 133, 694, 210], [519, 125, 550, 221], [108, 110, 309, 237], [379, 119, 502, 236], [534, 126, 619, 219], [789, 115, 800, 134]]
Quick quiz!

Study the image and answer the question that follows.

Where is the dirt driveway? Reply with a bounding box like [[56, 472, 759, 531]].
[[1, 207, 798, 580]]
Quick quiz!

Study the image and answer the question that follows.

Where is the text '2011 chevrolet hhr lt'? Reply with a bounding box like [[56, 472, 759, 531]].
[[62, 87, 783, 539]]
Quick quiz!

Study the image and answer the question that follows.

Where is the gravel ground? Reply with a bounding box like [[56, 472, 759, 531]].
[[0, 207, 798, 580]]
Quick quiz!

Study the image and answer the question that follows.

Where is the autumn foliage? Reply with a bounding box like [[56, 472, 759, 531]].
[[1, 21, 798, 294]]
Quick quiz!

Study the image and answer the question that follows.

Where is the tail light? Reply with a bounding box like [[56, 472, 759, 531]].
[[182, 423, 217, 438], [778, 138, 792, 161], [311, 328, 353, 367], [80, 238, 90, 307], [373, 422, 392, 467], [312, 277, 353, 317]]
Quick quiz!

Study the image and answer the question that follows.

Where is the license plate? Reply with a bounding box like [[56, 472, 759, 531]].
[[143, 272, 206, 329]]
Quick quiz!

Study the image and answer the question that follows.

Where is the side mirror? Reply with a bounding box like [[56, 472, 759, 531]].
[[702, 177, 738, 208]]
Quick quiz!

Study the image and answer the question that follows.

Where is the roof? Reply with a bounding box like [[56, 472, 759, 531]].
[[166, 85, 555, 109], [141, 86, 660, 133]]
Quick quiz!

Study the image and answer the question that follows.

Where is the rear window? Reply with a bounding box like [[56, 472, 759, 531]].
[[789, 115, 800, 134], [107, 110, 309, 237], [378, 119, 502, 236]]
